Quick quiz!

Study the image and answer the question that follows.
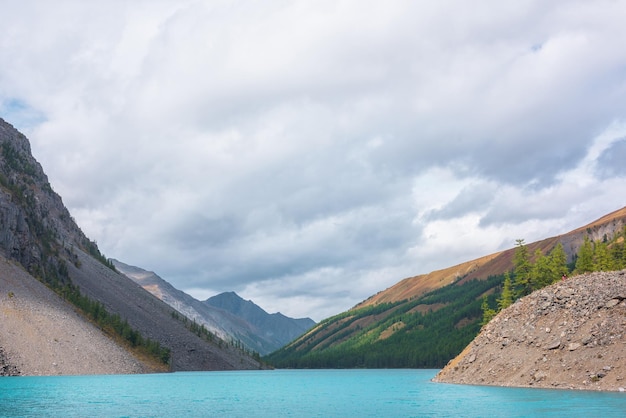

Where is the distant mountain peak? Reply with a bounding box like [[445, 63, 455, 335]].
[[113, 260, 315, 355]]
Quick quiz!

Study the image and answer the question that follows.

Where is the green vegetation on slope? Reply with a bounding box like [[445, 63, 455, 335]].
[[264, 275, 503, 368], [169, 310, 263, 363], [63, 283, 171, 364], [482, 229, 626, 324], [266, 226, 626, 370]]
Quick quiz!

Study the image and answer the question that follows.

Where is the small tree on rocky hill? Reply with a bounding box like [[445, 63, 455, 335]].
[[513, 239, 532, 297], [574, 236, 594, 274], [497, 272, 514, 311]]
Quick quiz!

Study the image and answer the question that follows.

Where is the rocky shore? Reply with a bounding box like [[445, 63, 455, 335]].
[[434, 270, 626, 391], [0, 257, 153, 376]]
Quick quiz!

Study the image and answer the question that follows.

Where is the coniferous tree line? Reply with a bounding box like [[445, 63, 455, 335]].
[[62, 283, 171, 364], [265, 274, 503, 368], [170, 310, 262, 362], [267, 226, 626, 369], [482, 227, 626, 325]]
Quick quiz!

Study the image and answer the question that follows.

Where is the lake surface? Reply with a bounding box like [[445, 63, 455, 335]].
[[1, 369, 625, 417]]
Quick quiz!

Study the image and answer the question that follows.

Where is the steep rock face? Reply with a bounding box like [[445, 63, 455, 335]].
[[0, 118, 86, 276], [434, 270, 626, 391], [0, 118, 264, 373]]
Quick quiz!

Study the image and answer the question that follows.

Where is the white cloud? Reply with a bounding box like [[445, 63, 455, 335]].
[[2, 0, 626, 320]]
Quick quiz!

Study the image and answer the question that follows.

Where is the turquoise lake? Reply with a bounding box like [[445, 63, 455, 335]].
[[1, 369, 625, 417]]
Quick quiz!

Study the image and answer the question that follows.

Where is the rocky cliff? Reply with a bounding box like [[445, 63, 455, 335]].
[[0, 118, 87, 279], [0, 117, 263, 374], [433, 270, 626, 391]]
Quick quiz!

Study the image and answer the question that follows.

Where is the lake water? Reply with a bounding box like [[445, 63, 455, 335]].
[[1, 369, 625, 417]]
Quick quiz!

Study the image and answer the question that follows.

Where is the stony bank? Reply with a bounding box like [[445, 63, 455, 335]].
[[434, 270, 626, 391]]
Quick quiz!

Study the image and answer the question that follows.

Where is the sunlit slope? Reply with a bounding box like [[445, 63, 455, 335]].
[[265, 206, 626, 368]]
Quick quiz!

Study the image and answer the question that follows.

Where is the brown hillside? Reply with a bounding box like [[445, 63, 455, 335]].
[[358, 252, 500, 308], [359, 207, 626, 308]]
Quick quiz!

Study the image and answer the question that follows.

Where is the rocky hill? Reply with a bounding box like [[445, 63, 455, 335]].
[[0, 117, 263, 374], [433, 270, 626, 391], [113, 259, 315, 355]]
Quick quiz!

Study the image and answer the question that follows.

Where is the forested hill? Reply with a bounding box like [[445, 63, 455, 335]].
[[264, 206, 626, 369]]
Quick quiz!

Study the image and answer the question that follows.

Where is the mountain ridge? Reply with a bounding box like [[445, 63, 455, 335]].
[[359, 206, 626, 308], [113, 259, 315, 355], [205, 291, 315, 349], [265, 206, 626, 369]]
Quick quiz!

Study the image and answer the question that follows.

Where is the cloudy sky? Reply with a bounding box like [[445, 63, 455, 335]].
[[1, 1, 626, 321]]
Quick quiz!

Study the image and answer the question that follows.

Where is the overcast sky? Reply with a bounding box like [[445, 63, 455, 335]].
[[1, 1, 626, 321]]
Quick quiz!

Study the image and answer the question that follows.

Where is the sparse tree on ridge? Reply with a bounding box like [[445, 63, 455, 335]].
[[497, 272, 514, 311], [480, 296, 496, 326], [483, 232, 626, 328], [574, 236, 594, 274], [513, 239, 532, 297], [531, 249, 552, 290], [593, 241, 614, 271], [610, 236, 626, 270], [548, 242, 568, 281]]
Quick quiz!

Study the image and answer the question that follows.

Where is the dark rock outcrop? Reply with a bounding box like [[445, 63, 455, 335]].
[[0, 346, 19, 376]]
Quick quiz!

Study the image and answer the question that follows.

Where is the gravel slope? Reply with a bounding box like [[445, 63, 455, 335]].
[[434, 270, 626, 391], [0, 256, 153, 376]]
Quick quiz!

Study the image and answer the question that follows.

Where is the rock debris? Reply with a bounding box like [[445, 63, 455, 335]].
[[434, 270, 626, 391]]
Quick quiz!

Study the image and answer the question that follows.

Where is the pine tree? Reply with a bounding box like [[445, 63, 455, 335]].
[[612, 226, 626, 269], [497, 272, 514, 311], [611, 238, 626, 270], [575, 236, 594, 273], [593, 241, 614, 271], [548, 242, 569, 282], [531, 249, 552, 290], [513, 239, 532, 297], [480, 296, 496, 326]]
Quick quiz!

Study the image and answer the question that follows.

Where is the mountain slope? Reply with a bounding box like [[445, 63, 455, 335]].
[[205, 292, 315, 350], [360, 206, 626, 308], [113, 260, 315, 355], [112, 259, 246, 344], [265, 207, 626, 368], [0, 118, 263, 373], [0, 255, 149, 375]]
